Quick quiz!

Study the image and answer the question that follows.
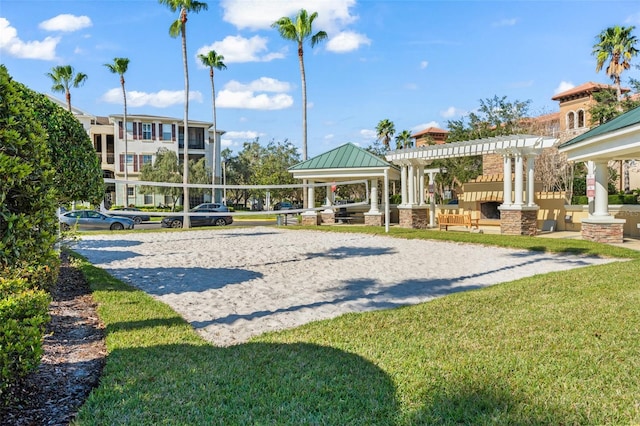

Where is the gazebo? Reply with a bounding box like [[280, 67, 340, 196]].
[[559, 105, 640, 243], [385, 135, 559, 235], [289, 143, 400, 231]]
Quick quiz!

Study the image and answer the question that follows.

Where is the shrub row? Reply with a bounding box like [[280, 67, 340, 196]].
[[572, 194, 640, 205]]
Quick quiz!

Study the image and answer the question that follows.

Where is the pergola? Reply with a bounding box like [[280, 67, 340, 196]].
[[559, 106, 640, 243], [289, 143, 400, 231], [385, 134, 559, 234]]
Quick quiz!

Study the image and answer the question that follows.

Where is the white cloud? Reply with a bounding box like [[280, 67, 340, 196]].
[[225, 130, 261, 140], [225, 77, 292, 93], [326, 31, 371, 53], [625, 12, 640, 25], [39, 14, 92, 32], [324, 134, 335, 140], [440, 106, 465, 118], [554, 81, 575, 94], [101, 88, 203, 108], [420, 60, 429, 69], [196, 35, 284, 64], [0, 18, 59, 60], [220, 0, 357, 33], [404, 83, 418, 90], [492, 18, 517, 27], [411, 121, 440, 132], [360, 129, 376, 140]]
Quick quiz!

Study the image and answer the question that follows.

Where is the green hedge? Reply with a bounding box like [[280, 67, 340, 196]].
[[572, 194, 640, 205]]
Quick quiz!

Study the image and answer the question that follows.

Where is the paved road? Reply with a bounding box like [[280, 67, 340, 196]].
[[135, 219, 279, 230]]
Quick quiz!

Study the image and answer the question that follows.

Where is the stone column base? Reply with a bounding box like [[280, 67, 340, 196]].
[[398, 206, 429, 229], [364, 212, 383, 226], [301, 212, 320, 226], [581, 219, 625, 244], [499, 207, 538, 236], [320, 212, 335, 224]]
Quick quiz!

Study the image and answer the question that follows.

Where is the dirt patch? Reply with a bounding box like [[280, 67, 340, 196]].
[[1, 253, 106, 425]]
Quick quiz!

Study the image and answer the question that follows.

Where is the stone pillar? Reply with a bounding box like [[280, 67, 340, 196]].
[[364, 212, 383, 226], [368, 179, 380, 213], [499, 207, 539, 236], [503, 155, 513, 207], [398, 205, 429, 229], [580, 160, 625, 243]]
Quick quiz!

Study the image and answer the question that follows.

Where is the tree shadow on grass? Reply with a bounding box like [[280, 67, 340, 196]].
[[78, 342, 400, 425]]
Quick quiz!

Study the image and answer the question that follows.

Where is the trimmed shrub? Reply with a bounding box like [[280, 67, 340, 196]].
[[571, 194, 639, 205]]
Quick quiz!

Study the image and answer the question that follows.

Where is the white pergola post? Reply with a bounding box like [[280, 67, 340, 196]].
[[592, 160, 612, 219], [418, 164, 425, 205], [514, 153, 524, 206], [502, 155, 513, 207], [526, 155, 536, 207], [408, 163, 415, 205], [401, 164, 408, 206], [428, 170, 438, 227], [369, 179, 379, 213], [384, 168, 390, 233], [323, 183, 333, 212], [307, 180, 315, 210]]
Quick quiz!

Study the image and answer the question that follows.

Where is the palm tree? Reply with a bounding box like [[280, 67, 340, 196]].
[[45, 65, 88, 112], [159, 0, 208, 228], [395, 130, 413, 149], [104, 58, 131, 207], [376, 119, 396, 150], [593, 26, 639, 100], [198, 50, 226, 203], [272, 9, 327, 161]]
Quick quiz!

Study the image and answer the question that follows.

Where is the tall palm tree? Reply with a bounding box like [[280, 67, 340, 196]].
[[395, 130, 413, 149], [159, 0, 208, 227], [272, 9, 327, 161], [104, 57, 131, 207], [593, 25, 639, 100], [198, 50, 226, 203], [376, 119, 396, 150], [45, 65, 88, 112]]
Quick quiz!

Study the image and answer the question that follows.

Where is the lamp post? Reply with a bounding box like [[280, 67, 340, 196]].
[[222, 160, 227, 206]]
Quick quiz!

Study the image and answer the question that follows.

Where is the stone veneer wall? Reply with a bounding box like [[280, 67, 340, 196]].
[[364, 213, 383, 227], [398, 207, 428, 229], [500, 209, 538, 236], [301, 213, 319, 226], [482, 154, 504, 176], [320, 212, 335, 224], [581, 222, 624, 244]]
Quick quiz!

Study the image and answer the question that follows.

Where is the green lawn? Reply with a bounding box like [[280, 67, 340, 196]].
[[73, 228, 640, 425]]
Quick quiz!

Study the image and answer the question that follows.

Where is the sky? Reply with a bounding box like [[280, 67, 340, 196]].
[[2, 0, 640, 158]]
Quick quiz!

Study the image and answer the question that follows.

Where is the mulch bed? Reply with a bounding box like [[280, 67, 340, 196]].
[[1, 253, 107, 425]]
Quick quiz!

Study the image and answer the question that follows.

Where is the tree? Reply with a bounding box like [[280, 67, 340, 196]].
[[104, 57, 131, 206], [159, 0, 208, 226], [376, 119, 395, 150], [395, 130, 413, 149], [198, 50, 226, 201], [593, 25, 639, 100], [45, 65, 87, 112], [272, 9, 327, 162]]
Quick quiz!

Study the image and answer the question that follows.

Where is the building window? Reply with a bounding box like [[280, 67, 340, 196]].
[[142, 123, 152, 140], [126, 122, 133, 134], [142, 154, 153, 165], [567, 111, 575, 130], [577, 110, 585, 128], [163, 125, 172, 141], [126, 154, 134, 166], [144, 194, 153, 205], [127, 187, 134, 196]]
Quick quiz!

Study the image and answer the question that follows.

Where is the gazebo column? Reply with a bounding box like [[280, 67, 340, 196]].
[[418, 164, 426, 205], [400, 164, 408, 206], [526, 155, 536, 207], [365, 178, 383, 226], [399, 161, 428, 229], [301, 179, 319, 226], [408, 163, 416, 205], [320, 183, 335, 224], [499, 151, 538, 236], [581, 160, 625, 243], [427, 169, 438, 228]]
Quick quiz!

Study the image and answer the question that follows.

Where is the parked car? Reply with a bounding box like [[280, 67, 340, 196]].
[[59, 210, 135, 231], [160, 203, 233, 228], [111, 207, 150, 225], [273, 201, 293, 210]]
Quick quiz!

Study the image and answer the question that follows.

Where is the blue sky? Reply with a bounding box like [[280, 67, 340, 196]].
[[2, 0, 640, 158]]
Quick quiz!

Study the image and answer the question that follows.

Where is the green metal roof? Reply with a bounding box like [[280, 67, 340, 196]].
[[559, 104, 640, 148], [289, 143, 392, 170]]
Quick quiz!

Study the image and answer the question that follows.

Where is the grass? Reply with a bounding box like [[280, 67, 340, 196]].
[[72, 228, 640, 425]]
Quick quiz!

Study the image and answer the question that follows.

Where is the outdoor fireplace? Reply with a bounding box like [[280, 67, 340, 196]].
[[480, 201, 501, 219]]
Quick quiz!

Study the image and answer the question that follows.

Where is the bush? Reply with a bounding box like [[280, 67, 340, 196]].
[[571, 194, 639, 205], [0, 277, 51, 403]]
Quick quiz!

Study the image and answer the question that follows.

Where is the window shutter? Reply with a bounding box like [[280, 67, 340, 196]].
[[133, 122, 138, 140], [158, 123, 163, 141], [133, 155, 139, 172], [172, 124, 176, 141], [138, 122, 143, 140], [119, 154, 124, 172], [152, 123, 156, 140], [119, 121, 123, 138]]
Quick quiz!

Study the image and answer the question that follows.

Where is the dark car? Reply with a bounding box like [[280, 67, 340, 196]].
[[59, 210, 135, 231], [111, 207, 151, 225], [160, 203, 233, 228], [273, 201, 293, 210]]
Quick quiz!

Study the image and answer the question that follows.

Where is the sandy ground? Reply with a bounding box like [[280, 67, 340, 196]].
[[71, 228, 616, 347]]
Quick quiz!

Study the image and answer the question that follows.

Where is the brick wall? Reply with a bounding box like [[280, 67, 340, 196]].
[[364, 213, 383, 226], [483, 154, 503, 175], [398, 207, 428, 229], [581, 222, 624, 244], [301, 214, 319, 226], [500, 209, 538, 236], [320, 212, 335, 224]]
